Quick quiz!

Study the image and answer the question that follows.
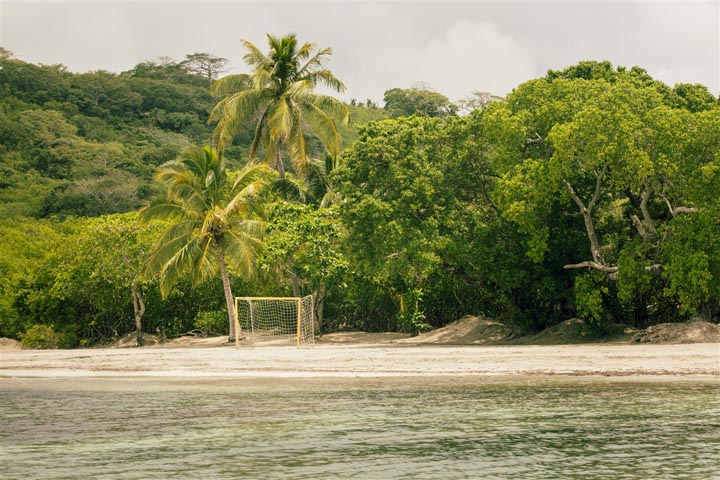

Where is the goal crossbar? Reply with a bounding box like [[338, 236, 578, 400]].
[[234, 295, 314, 348]]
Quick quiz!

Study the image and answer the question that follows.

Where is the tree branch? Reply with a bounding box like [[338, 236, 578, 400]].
[[656, 191, 698, 217], [563, 261, 618, 273], [639, 180, 657, 235], [630, 214, 648, 239], [564, 179, 586, 211], [587, 167, 606, 212], [564, 168, 606, 265]]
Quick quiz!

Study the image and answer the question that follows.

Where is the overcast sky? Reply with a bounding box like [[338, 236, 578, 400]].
[[1, 0, 718, 103]]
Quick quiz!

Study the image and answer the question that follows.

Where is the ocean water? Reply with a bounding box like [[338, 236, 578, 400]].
[[1, 376, 718, 479]]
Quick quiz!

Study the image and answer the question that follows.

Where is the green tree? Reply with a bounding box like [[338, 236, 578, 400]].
[[383, 86, 457, 118], [337, 117, 457, 333], [485, 63, 720, 326], [44, 214, 161, 346], [260, 201, 347, 333], [0, 218, 70, 338], [140, 145, 267, 339], [181, 53, 229, 86], [209, 33, 349, 179]]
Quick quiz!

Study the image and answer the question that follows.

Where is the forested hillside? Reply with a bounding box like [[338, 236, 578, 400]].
[[1, 49, 717, 348]]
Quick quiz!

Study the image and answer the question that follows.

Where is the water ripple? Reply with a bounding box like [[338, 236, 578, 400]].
[[1, 377, 718, 479]]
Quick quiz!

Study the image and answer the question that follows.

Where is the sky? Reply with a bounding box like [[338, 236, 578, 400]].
[[0, 0, 718, 103]]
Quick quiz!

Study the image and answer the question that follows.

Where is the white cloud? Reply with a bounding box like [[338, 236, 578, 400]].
[[414, 20, 538, 100], [654, 63, 719, 90]]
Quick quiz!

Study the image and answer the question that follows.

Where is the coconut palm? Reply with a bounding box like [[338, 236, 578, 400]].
[[140, 145, 268, 340], [209, 33, 349, 180]]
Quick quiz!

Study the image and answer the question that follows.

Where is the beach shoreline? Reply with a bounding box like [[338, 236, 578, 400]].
[[2, 343, 718, 379]]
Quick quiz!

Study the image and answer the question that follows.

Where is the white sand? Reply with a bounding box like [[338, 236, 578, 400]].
[[1, 343, 718, 378]]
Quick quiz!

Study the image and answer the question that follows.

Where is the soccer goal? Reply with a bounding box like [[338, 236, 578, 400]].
[[234, 296, 315, 347]]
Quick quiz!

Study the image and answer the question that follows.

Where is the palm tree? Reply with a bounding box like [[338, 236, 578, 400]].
[[140, 145, 268, 340], [209, 33, 349, 180]]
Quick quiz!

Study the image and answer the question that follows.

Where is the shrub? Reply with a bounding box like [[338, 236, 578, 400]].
[[20, 324, 61, 349], [193, 311, 228, 336]]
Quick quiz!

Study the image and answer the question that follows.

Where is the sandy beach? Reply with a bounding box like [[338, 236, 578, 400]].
[[1, 342, 718, 379]]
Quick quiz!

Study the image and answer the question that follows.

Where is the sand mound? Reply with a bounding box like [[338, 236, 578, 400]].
[[0, 337, 21, 350], [164, 335, 230, 347], [513, 318, 633, 345], [632, 320, 720, 344], [318, 332, 411, 344], [112, 332, 161, 348], [395, 316, 512, 345]]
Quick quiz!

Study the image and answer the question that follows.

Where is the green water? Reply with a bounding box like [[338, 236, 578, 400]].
[[1, 376, 718, 479]]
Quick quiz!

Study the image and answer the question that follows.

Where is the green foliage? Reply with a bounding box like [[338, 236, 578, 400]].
[[0, 56, 215, 218], [0, 217, 72, 337], [396, 288, 432, 334], [383, 87, 457, 118], [663, 213, 720, 318], [261, 202, 347, 291], [490, 61, 720, 327], [574, 273, 609, 327], [141, 145, 268, 338], [338, 103, 389, 146], [210, 33, 348, 177], [2, 52, 718, 347], [193, 310, 229, 336], [20, 324, 61, 349]]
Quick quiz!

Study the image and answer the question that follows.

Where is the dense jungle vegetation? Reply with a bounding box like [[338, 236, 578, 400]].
[[1, 41, 718, 348]]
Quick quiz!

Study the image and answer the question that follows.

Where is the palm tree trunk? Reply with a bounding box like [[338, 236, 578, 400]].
[[131, 283, 145, 347], [276, 146, 286, 180], [216, 247, 237, 341]]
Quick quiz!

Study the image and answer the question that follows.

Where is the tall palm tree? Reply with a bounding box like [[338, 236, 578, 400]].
[[140, 145, 268, 340], [209, 33, 349, 180]]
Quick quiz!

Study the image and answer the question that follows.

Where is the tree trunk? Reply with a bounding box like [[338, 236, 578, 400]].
[[131, 283, 146, 347], [216, 247, 237, 342], [564, 170, 605, 265], [639, 181, 657, 236], [286, 258, 301, 297], [276, 147, 286, 180], [312, 284, 327, 336]]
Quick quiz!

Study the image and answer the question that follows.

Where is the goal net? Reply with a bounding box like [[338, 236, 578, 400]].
[[234, 296, 314, 347]]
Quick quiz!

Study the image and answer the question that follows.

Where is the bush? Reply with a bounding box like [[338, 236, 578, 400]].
[[193, 311, 228, 336], [20, 324, 61, 349]]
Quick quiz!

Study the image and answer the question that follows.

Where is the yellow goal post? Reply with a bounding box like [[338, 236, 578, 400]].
[[234, 295, 315, 348]]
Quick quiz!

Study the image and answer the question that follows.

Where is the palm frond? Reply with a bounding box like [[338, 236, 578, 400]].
[[285, 79, 313, 99], [191, 236, 216, 288], [218, 226, 265, 278], [269, 175, 308, 203], [139, 198, 187, 222], [308, 93, 350, 124], [268, 96, 292, 141], [227, 164, 272, 207], [302, 101, 342, 158], [297, 47, 332, 78], [305, 69, 346, 94], [286, 105, 309, 174], [249, 109, 270, 160], [295, 41, 316, 62], [210, 90, 268, 149], [242, 38, 270, 70], [211, 73, 253, 97], [157, 235, 213, 297], [142, 223, 196, 280]]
